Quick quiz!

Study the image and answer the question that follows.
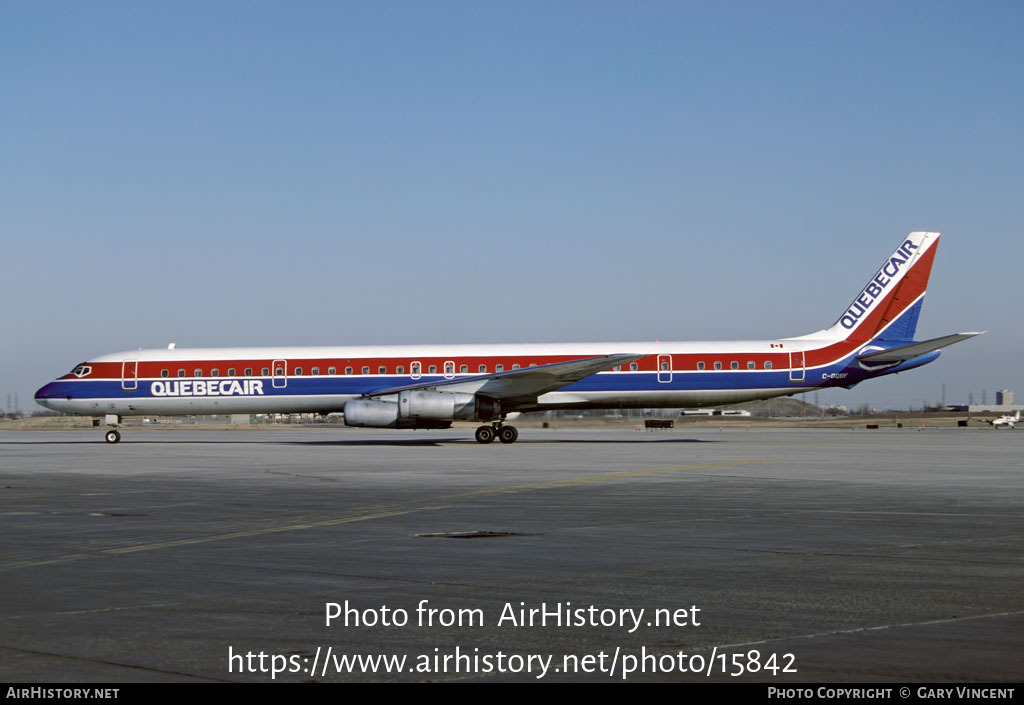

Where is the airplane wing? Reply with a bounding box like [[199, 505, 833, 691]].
[[361, 353, 644, 404], [857, 332, 984, 364]]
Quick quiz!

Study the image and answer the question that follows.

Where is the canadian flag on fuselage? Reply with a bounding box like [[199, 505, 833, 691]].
[[818, 231, 940, 344]]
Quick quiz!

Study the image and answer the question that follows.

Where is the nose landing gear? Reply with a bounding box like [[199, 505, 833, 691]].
[[101, 414, 122, 443]]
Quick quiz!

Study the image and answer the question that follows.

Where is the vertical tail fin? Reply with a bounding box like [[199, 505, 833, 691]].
[[819, 232, 941, 343]]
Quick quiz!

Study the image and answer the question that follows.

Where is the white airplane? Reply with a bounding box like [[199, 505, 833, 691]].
[[989, 411, 1020, 429], [36, 232, 980, 444]]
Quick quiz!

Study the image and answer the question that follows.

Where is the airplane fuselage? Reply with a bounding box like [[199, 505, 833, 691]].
[[35, 338, 937, 417]]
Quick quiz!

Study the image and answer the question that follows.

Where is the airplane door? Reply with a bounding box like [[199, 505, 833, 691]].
[[789, 351, 805, 382], [657, 355, 672, 383], [121, 360, 138, 391], [273, 359, 287, 388]]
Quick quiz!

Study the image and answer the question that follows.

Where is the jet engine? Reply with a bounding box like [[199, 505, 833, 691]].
[[343, 391, 500, 429]]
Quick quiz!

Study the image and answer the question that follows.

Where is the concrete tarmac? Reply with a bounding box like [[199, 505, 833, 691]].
[[1, 427, 1021, 682]]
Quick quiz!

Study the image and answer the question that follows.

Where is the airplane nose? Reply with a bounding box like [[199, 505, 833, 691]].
[[34, 382, 61, 409]]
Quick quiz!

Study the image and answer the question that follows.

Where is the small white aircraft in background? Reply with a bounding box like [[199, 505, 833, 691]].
[[989, 411, 1020, 429]]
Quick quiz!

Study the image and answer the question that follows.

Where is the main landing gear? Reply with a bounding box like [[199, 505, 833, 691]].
[[105, 429, 122, 444], [475, 422, 519, 444]]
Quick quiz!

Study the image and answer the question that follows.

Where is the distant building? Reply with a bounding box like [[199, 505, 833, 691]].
[[996, 390, 1013, 406]]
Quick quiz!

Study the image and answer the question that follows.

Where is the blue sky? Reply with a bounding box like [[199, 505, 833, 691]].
[[3, 1, 1021, 412]]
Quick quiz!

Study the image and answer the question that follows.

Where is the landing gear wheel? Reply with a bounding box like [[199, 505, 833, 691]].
[[498, 425, 519, 444], [105, 429, 121, 444], [475, 426, 496, 444]]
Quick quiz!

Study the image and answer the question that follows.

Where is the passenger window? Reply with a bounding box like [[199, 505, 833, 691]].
[[512, 363, 521, 370], [328, 367, 336, 375], [529, 363, 537, 367], [178, 369, 185, 378], [661, 361, 669, 371], [614, 365, 621, 371], [714, 362, 722, 370], [697, 362, 705, 370], [378, 366, 386, 374], [361, 366, 369, 375], [161, 369, 169, 378], [630, 362, 638, 371], [211, 369, 219, 377], [194, 368, 203, 377], [262, 368, 270, 376], [245, 368, 253, 377], [429, 365, 437, 374], [396, 365, 404, 374], [460, 364, 468, 373], [311, 367, 319, 375], [479, 364, 487, 373], [411, 362, 421, 378], [747, 361, 755, 370], [495, 364, 504, 372], [730, 362, 738, 370], [765, 361, 773, 370], [345, 367, 353, 375], [275, 367, 284, 376], [294, 367, 303, 376], [228, 368, 236, 376]]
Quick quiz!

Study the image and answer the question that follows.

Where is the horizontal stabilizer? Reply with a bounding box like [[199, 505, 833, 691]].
[[857, 332, 984, 363]]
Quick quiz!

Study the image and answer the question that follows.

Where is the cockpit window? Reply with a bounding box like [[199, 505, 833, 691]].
[[70, 364, 92, 378]]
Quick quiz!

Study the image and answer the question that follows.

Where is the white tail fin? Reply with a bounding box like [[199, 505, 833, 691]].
[[807, 232, 941, 343]]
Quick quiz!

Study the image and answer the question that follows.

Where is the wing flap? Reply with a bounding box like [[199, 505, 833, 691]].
[[362, 353, 644, 401]]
